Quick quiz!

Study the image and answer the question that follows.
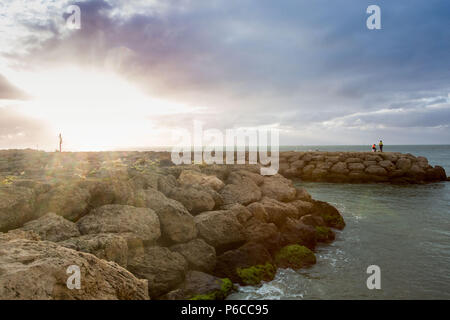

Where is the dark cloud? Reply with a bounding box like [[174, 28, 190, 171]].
[[2, 0, 450, 145]]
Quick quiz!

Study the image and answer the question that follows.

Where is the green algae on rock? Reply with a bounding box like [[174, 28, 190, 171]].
[[236, 263, 276, 285], [275, 245, 316, 269]]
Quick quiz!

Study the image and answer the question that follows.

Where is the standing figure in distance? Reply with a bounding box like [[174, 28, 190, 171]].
[[59, 133, 63, 153], [379, 140, 383, 152]]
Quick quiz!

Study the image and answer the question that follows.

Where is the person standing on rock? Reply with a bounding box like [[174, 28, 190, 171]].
[[379, 140, 384, 152], [372, 143, 377, 152], [59, 133, 63, 153]]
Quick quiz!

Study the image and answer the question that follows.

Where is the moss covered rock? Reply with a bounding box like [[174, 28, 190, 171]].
[[190, 278, 234, 300], [236, 263, 276, 285], [275, 245, 316, 269], [315, 226, 335, 242]]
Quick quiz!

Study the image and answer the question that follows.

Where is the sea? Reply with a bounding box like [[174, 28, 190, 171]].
[[228, 145, 450, 300]]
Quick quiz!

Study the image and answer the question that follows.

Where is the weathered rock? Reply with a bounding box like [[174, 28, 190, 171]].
[[289, 200, 314, 217], [365, 165, 388, 176], [310, 200, 345, 230], [348, 163, 365, 171], [82, 176, 138, 209], [315, 226, 336, 242], [0, 186, 36, 232], [59, 233, 129, 267], [194, 210, 246, 253], [261, 174, 297, 202], [158, 174, 178, 196], [279, 218, 317, 250], [164, 271, 233, 300], [295, 187, 312, 201], [330, 162, 349, 175], [227, 203, 253, 225], [260, 197, 299, 227], [170, 239, 216, 273], [379, 160, 395, 171], [300, 214, 325, 227], [20, 212, 80, 242], [246, 202, 269, 224], [77, 204, 161, 244], [178, 170, 225, 191], [143, 189, 197, 243], [275, 244, 316, 269], [396, 158, 412, 171], [219, 174, 261, 206], [169, 186, 216, 215], [0, 229, 41, 242], [244, 222, 282, 255], [0, 239, 149, 300], [128, 246, 188, 298], [214, 242, 273, 284]]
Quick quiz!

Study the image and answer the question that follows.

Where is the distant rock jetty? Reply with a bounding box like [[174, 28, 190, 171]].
[[0, 149, 344, 300], [279, 151, 448, 183]]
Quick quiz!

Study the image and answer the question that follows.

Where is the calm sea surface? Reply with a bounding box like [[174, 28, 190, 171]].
[[228, 145, 450, 300]]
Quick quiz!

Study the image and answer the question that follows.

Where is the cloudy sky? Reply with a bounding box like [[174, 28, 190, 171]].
[[0, 0, 449, 150]]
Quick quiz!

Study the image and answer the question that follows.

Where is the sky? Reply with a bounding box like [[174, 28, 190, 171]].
[[0, 0, 449, 151]]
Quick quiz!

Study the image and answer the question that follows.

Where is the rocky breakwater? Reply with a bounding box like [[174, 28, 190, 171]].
[[279, 151, 448, 183], [0, 150, 345, 300]]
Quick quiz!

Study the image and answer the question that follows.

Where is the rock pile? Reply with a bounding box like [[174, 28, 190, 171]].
[[0, 150, 345, 300], [279, 151, 447, 183]]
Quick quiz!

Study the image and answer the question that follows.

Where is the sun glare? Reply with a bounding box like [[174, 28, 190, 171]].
[[7, 67, 193, 151]]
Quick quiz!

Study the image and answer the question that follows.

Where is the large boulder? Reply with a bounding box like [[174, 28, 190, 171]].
[[170, 239, 216, 273], [142, 189, 197, 243], [260, 175, 297, 202], [0, 238, 149, 300], [279, 218, 317, 250], [77, 204, 161, 244], [127, 246, 188, 298], [275, 244, 316, 269], [330, 162, 349, 175], [219, 173, 262, 206], [20, 212, 80, 242], [164, 271, 233, 300], [194, 210, 246, 254], [178, 170, 225, 191], [365, 165, 388, 176], [35, 183, 90, 221], [0, 186, 36, 232], [214, 242, 274, 284], [310, 200, 345, 230], [244, 222, 282, 255], [58, 233, 129, 267], [82, 176, 140, 209], [260, 197, 299, 227], [168, 186, 216, 215], [396, 158, 412, 171]]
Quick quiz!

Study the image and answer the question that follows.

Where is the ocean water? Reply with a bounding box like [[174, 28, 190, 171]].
[[228, 145, 450, 300]]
